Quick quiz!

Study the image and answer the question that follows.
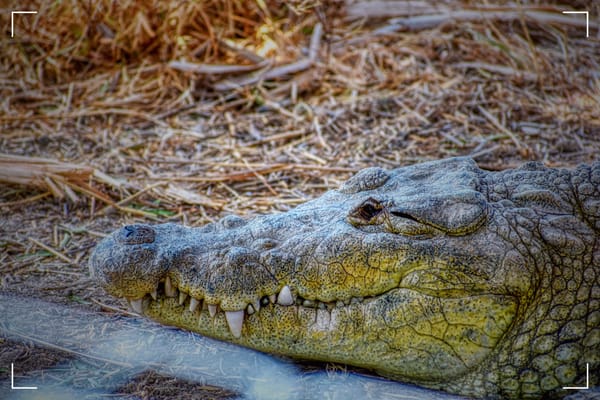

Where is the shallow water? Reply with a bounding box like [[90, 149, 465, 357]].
[[0, 294, 466, 400]]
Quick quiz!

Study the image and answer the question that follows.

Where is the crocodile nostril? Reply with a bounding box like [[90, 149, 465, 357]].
[[118, 224, 156, 245]]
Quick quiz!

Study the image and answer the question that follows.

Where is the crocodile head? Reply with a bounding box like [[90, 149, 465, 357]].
[[90, 157, 599, 398]]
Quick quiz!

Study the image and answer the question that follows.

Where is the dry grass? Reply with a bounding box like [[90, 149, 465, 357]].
[[1, 0, 599, 397]]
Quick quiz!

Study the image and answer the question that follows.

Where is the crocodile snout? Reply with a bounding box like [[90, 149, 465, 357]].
[[89, 224, 166, 304], [90, 222, 296, 338]]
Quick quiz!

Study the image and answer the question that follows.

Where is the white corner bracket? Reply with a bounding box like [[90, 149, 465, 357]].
[[562, 363, 590, 390], [10, 10, 38, 38], [11, 363, 38, 390], [561, 11, 590, 38]]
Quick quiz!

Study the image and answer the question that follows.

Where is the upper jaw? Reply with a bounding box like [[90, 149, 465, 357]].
[[125, 275, 295, 338], [90, 216, 408, 339], [91, 224, 386, 339]]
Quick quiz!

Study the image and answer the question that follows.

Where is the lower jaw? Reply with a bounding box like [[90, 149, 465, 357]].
[[139, 290, 435, 377], [144, 295, 335, 346], [140, 289, 514, 385], [141, 295, 375, 363], [138, 288, 517, 387], [140, 293, 454, 388]]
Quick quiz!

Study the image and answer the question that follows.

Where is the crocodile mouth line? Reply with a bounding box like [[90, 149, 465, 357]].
[[120, 262, 496, 339], [123, 274, 395, 339], [123, 272, 496, 339], [125, 276, 294, 338]]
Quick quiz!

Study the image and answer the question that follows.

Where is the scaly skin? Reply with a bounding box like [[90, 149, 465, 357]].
[[90, 157, 600, 399]]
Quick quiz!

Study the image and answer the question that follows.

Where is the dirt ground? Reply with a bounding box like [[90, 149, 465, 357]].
[[1, 1, 599, 398]]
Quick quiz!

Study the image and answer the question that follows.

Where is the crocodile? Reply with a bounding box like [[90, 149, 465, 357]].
[[90, 157, 600, 399]]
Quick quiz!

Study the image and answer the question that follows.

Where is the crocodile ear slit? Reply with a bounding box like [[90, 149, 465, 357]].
[[389, 209, 419, 223]]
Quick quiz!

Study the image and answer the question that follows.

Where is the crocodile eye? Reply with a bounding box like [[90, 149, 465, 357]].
[[350, 197, 384, 222]]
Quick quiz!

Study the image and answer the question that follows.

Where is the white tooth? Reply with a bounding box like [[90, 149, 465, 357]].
[[150, 289, 157, 300], [208, 304, 218, 317], [165, 276, 176, 297], [269, 294, 277, 303], [277, 285, 294, 306], [247, 304, 255, 315], [225, 310, 244, 338], [253, 299, 261, 313], [130, 298, 143, 314], [189, 297, 200, 312], [179, 291, 188, 305], [303, 299, 315, 307]]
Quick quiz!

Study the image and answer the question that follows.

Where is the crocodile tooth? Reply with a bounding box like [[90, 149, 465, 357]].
[[247, 304, 255, 315], [303, 299, 316, 308], [208, 304, 218, 317], [225, 310, 244, 338], [269, 294, 276, 303], [277, 285, 294, 306], [179, 291, 188, 305], [189, 297, 200, 312], [129, 298, 143, 314], [165, 276, 177, 297], [252, 299, 261, 313], [150, 289, 157, 300]]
